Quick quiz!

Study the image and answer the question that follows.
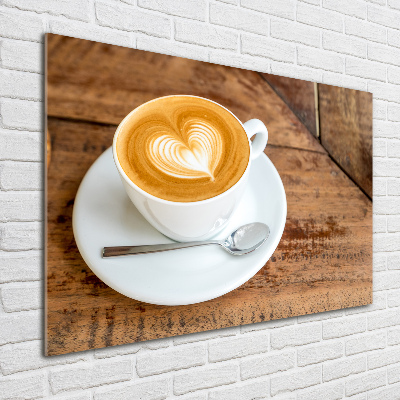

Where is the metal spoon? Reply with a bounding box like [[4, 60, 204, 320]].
[[102, 222, 270, 257]]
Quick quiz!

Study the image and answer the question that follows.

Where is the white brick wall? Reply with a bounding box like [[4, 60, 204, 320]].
[[0, 0, 399, 398]]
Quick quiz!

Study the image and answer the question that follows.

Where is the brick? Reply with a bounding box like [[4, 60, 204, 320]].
[[94, 343, 142, 359], [345, 369, 386, 396], [271, 19, 320, 47], [369, 43, 400, 67], [375, 198, 400, 215], [47, 394, 90, 400], [175, 20, 237, 50], [388, 103, 400, 122], [1, 99, 43, 131], [0, 39, 42, 73], [368, 347, 400, 369], [270, 365, 321, 396], [345, 18, 386, 44], [137, 36, 209, 62], [0, 371, 45, 400], [0, 250, 41, 282], [323, 355, 366, 382], [373, 215, 386, 233], [240, 317, 296, 333], [388, 179, 400, 196], [388, 363, 400, 384], [94, 378, 168, 400], [96, 1, 170, 39], [323, 0, 366, 19], [297, 381, 343, 400], [389, 216, 400, 232], [0, 310, 40, 345], [240, 350, 295, 379], [373, 179, 386, 197], [388, 252, 400, 269], [209, 50, 270, 73], [374, 100, 387, 120], [298, 309, 344, 324], [323, 31, 366, 58], [389, 29, 400, 49], [374, 233, 400, 252], [0, 161, 42, 190], [374, 271, 400, 290], [368, 4, 400, 30], [209, 333, 268, 362], [368, 309, 400, 330], [241, 0, 295, 20], [388, 327, 400, 346], [368, 384, 400, 400], [323, 315, 366, 339], [346, 331, 386, 356], [298, 341, 343, 366], [50, 359, 133, 394], [0, 69, 42, 100], [346, 57, 386, 81], [369, 82, 400, 104], [138, 0, 206, 21], [387, 65, 400, 85], [301, 0, 320, 4], [210, 2, 268, 36], [322, 72, 366, 91], [0, 192, 41, 222], [1, 281, 41, 312], [297, 3, 343, 32], [3, 0, 89, 21], [271, 323, 321, 349], [389, 0, 400, 10], [373, 139, 386, 156], [0, 9, 44, 42], [217, 0, 238, 4], [173, 326, 236, 345], [241, 34, 295, 63], [345, 291, 386, 315], [365, 0, 386, 4], [0, 340, 86, 375], [375, 159, 400, 177], [209, 380, 269, 400], [0, 130, 42, 161], [174, 363, 238, 395], [137, 344, 205, 377], [0, 221, 42, 251], [272, 62, 323, 83], [298, 47, 343, 73], [374, 121, 400, 139]]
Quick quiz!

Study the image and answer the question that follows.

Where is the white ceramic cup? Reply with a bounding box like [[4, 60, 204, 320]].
[[112, 95, 268, 242]]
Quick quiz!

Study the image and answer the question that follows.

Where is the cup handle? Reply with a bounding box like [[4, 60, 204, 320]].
[[243, 119, 268, 160]]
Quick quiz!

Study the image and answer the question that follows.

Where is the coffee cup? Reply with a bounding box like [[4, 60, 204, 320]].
[[112, 95, 268, 242]]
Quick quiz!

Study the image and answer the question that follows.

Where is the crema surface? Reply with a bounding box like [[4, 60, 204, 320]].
[[116, 96, 250, 202]]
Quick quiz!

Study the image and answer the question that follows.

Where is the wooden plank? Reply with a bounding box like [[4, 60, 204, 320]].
[[46, 117, 372, 355], [318, 84, 373, 198]]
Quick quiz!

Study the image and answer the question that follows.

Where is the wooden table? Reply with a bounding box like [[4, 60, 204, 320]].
[[46, 34, 372, 356]]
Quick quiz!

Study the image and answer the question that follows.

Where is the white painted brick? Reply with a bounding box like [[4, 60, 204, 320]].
[[373, 179, 386, 197], [240, 317, 296, 333], [386, 64, 400, 84], [298, 341, 343, 366], [373, 215, 386, 233], [46, 393, 91, 400], [165, 395, 206, 400], [365, 0, 386, 4], [388, 252, 400, 269], [138, 0, 206, 21], [389, 29, 400, 49], [241, 34, 296, 62], [50, 359, 133, 394], [1, 99, 43, 131], [323, 355, 366, 382], [345, 18, 386, 44], [240, 350, 295, 379], [369, 82, 400, 104], [374, 100, 387, 120], [0, 221, 42, 250], [136, 344, 206, 377], [374, 233, 400, 252], [345, 369, 386, 396], [94, 343, 142, 359], [389, 0, 400, 10], [271, 323, 321, 349], [0, 192, 41, 222], [374, 271, 400, 290], [174, 363, 238, 395], [375, 198, 400, 215], [0, 340, 86, 375], [375, 159, 400, 177], [272, 62, 323, 82], [298, 47, 344, 73], [0, 130, 42, 161], [388, 179, 400, 196], [373, 121, 400, 139], [368, 4, 400, 30], [388, 327, 400, 346], [96, 1, 170, 39], [388, 363, 400, 384], [388, 216, 400, 232], [323, 31, 366, 58], [297, 3, 343, 32], [142, 337, 172, 350], [270, 365, 321, 396], [0, 39, 42, 73], [345, 291, 386, 315], [0, 161, 42, 190], [209, 333, 268, 362], [94, 378, 168, 400], [173, 326, 236, 345], [369, 43, 400, 67], [300, 0, 320, 4], [298, 309, 343, 324], [297, 381, 343, 400], [374, 139, 387, 156], [323, 315, 366, 339], [271, 19, 320, 47], [368, 383, 400, 400], [346, 331, 386, 356], [368, 346, 400, 369], [3, 0, 90, 21], [0, 250, 41, 282], [208, 379, 269, 400], [0, 9, 44, 42], [0, 371, 45, 400], [323, 0, 366, 19], [0, 310, 40, 345], [241, 0, 295, 20], [1, 281, 41, 312], [209, 50, 270, 72], [137, 36, 209, 62], [175, 20, 237, 50], [210, 2, 269, 36], [388, 103, 400, 122], [217, 0, 238, 4], [368, 308, 400, 330], [322, 72, 367, 91], [346, 57, 386, 82]]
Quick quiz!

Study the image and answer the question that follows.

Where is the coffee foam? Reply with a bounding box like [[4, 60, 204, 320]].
[[116, 96, 250, 202]]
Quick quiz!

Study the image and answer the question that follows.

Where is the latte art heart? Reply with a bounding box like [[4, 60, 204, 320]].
[[148, 120, 223, 181]]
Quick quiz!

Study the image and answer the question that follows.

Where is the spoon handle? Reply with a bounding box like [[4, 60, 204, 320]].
[[102, 240, 221, 257]]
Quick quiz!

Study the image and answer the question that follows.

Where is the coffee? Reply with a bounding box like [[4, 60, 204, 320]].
[[116, 96, 250, 202]]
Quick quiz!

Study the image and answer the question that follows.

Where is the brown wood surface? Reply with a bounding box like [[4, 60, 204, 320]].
[[319, 84, 373, 198], [46, 34, 372, 356]]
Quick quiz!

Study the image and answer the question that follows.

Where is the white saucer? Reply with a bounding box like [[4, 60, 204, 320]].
[[72, 148, 287, 306]]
